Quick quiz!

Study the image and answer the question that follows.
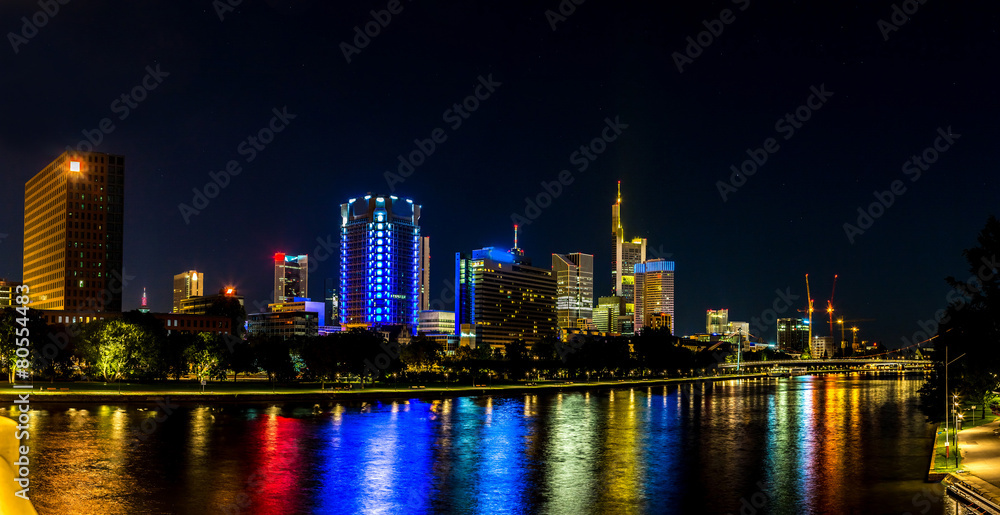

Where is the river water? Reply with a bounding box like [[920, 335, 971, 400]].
[[17, 373, 967, 514]]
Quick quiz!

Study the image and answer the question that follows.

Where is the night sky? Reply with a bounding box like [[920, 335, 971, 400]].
[[2, 0, 998, 346]]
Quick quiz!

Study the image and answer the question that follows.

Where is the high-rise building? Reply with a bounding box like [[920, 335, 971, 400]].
[[552, 253, 594, 330], [0, 280, 23, 308], [418, 310, 455, 335], [633, 259, 675, 334], [706, 309, 729, 334], [340, 194, 422, 334], [179, 287, 244, 315], [611, 182, 647, 333], [455, 246, 556, 350], [172, 271, 204, 313], [324, 278, 338, 327], [594, 296, 626, 333], [274, 254, 308, 303], [419, 236, 430, 311], [23, 151, 125, 311], [811, 335, 832, 359], [729, 321, 750, 339], [777, 318, 809, 352]]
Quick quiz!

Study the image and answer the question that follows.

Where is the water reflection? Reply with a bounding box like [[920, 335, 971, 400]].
[[21, 374, 956, 514]]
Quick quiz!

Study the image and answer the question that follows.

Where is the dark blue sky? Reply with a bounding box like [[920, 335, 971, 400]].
[[2, 0, 998, 345]]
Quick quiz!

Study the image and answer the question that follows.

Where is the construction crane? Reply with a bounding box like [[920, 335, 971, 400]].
[[836, 317, 875, 354], [805, 274, 814, 355]]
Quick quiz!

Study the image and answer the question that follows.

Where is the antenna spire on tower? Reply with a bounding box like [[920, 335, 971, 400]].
[[617, 180, 621, 204], [514, 224, 519, 250]]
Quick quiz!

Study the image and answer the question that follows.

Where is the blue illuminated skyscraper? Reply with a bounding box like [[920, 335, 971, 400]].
[[340, 194, 422, 334]]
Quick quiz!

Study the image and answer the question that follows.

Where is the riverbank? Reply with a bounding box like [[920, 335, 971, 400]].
[[2, 373, 774, 404]]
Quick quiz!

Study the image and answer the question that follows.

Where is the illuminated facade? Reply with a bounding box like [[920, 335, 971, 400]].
[[274, 254, 308, 303], [811, 335, 832, 358], [777, 318, 809, 352], [706, 309, 729, 334], [324, 278, 338, 327], [340, 194, 421, 334], [0, 280, 22, 308], [23, 151, 125, 311], [247, 310, 318, 339], [173, 270, 204, 313], [418, 310, 455, 335], [611, 182, 646, 333], [633, 259, 675, 334], [455, 246, 557, 349], [594, 296, 625, 333], [552, 253, 594, 330]]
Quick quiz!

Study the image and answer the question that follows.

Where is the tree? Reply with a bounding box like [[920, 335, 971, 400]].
[[0, 308, 49, 383], [77, 319, 157, 382], [251, 335, 295, 383], [185, 333, 228, 380], [401, 335, 443, 372], [921, 216, 1000, 421]]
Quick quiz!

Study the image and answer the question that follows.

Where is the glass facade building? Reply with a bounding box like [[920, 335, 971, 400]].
[[455, 247, 556, 350], [777, 318, 810, 352], [274, 254, 308, 304], [633, 259, 675, 334], [552, 253, 594, 330], [340, 194, 421, 334], [706, 309, 729, 334], [611, 183, 646, 333], [173, 270, 204, 313]]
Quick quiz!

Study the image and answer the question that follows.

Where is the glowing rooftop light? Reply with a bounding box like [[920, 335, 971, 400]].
[[69, 161, 81, 172]]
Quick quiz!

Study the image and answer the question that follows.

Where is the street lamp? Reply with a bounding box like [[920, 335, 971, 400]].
[[945, 349, 966, 458]]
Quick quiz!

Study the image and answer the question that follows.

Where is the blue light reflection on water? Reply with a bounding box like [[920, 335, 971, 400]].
[[26, 375, 953, 515]]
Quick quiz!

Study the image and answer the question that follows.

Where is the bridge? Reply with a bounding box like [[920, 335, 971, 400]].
[[717, 359, 932, 369]]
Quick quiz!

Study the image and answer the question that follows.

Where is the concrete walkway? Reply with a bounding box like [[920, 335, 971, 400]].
[[958, 415, 1000, 493]]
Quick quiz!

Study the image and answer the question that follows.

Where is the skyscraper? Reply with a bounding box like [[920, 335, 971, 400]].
[[274, 254, 308, 303], [777, 318, 809, 352], [552, 253, 594, 330], [172, 270, 204, 313], [594, 296, 626, 333], [455, 246, 556, 350], [340, 194, 421, 333], [633, 259, 675, 334], [706, 309, 729, 334], [24, 151, 125, 311], [419, 236, 430, 312], [611, 182, 646, 333]]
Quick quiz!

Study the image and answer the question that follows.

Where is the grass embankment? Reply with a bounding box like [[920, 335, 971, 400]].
[[931, 410, 998, 472]]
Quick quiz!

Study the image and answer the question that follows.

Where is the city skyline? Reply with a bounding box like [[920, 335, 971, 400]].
[[1, 1, 997, 345]]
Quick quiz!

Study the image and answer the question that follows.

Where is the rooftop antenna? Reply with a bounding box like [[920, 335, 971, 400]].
[[514, 224, 519, 250], [617, 180, 621, 205]]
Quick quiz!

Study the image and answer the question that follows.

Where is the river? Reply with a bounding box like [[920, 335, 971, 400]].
[[16, 373, 967, 514]]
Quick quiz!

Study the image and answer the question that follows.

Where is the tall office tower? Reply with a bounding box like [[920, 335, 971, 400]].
[[594, 296, 626, 333], [419, 236, 430, 311], [777, 318, 809, 352], [274, 254, 308, 304], [455, 246, 556, 350], [23, 151, 125, 311], [172, 270, 204, 313], [552, 253, 594, 330], [324, 278, 338, 327], [340, 194, 421, 333], [633, 259, 675, 334], [706, 309, 729, 334], [611, 182, 647, 332]]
